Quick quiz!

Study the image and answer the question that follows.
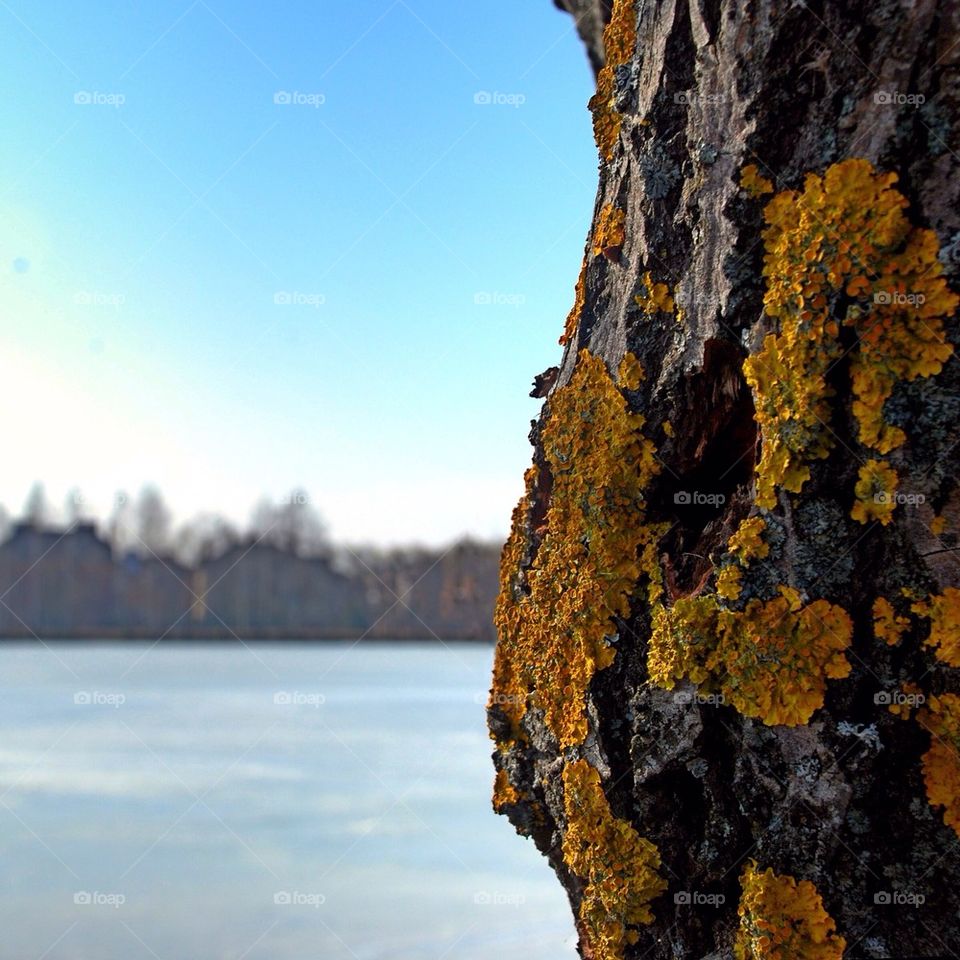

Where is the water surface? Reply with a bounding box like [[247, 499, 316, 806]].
[[0, 641, 577, 959]]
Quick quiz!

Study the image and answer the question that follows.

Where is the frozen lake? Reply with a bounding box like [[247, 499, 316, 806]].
[[0, 641, 578, 959]]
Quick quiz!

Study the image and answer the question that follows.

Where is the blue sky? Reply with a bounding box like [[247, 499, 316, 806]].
[[0, 0, 597, 545]]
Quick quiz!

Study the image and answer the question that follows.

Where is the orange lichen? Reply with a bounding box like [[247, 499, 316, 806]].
[[491, 351, 661, 748], [734, 862, 846, 960], [593, 205, 626, 260], [872, 596, 910, 646], [493, 465, 539, 670], [562, 759, 666, 959], [492, 768, 521, 810], [744, 159, 956, 509], [589, 0, 637, 161], [931, 514, 947, 536], [740, 163, 774, 197], [918, 693, 960, 837], [912, 588, 960, 667], [560, 259, 588, 346], [851, 459, 898, 525], [648, 587, 852, 726], [635, 272, 675, 314]]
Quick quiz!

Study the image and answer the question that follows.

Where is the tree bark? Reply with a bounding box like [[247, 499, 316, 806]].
[[490, 2, 960, 958]]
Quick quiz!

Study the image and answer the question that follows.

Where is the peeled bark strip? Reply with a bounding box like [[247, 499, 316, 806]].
[[490, 1, 960, 958]]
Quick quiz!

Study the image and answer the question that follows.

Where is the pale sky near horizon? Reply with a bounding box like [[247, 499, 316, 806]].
[[0, 0, 597, 546]]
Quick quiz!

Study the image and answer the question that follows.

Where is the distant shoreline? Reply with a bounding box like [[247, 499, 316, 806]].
[[0, 522, 501, 643], [0, 631, 494, 643]]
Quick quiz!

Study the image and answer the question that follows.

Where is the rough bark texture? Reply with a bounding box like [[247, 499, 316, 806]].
[[490, 2, 960, 959]]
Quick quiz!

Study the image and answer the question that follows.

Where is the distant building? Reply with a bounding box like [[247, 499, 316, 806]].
[[0, 522, 114, 635], [0, 522, 500, 640]]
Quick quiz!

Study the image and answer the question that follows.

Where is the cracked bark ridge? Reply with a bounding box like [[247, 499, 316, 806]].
[[491, 1, 960, 958]]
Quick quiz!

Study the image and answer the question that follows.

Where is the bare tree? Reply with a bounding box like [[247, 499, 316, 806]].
[[173, 513, 240, 566], [22, 483, 51, 529], [250, 489, 328, 557], [135, 485, 172, 556], [64, 488, 89, 526], [105, 490, 136, 557]]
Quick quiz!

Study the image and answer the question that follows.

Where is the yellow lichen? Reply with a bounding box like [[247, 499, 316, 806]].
[[715, 517, 769, 601], [491, 351, 662, 748], [931, 514, 947, 536], [912, 588, 960, 667], [618, 351, 644, 390], [562, 759, 666, 959], [662, 420, 674, 437], [734, 862, 846, 960], [560, 259, 587, 346], [593, 205, 626, 259], [744, 159, 956, 509], [740, 163, 774, 197], [648, 587, 852, 726], [716, 565, 743, 601], [872, 596, 910, 646], [635, 271, 675, 314], [729, 517, 770, 564], [492, 768, 521, 810], [589, 0, 636, 161], [918, 693, 960, 837], [851, 459, 898, 525]]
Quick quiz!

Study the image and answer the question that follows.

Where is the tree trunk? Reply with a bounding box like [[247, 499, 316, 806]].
[[489, 2, 960, 958]]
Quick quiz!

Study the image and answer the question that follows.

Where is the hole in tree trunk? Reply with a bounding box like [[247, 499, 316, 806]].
[[649, 339, 758, 596]]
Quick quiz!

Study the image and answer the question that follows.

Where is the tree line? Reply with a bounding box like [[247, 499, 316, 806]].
[[4, 482, 398, 568]]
